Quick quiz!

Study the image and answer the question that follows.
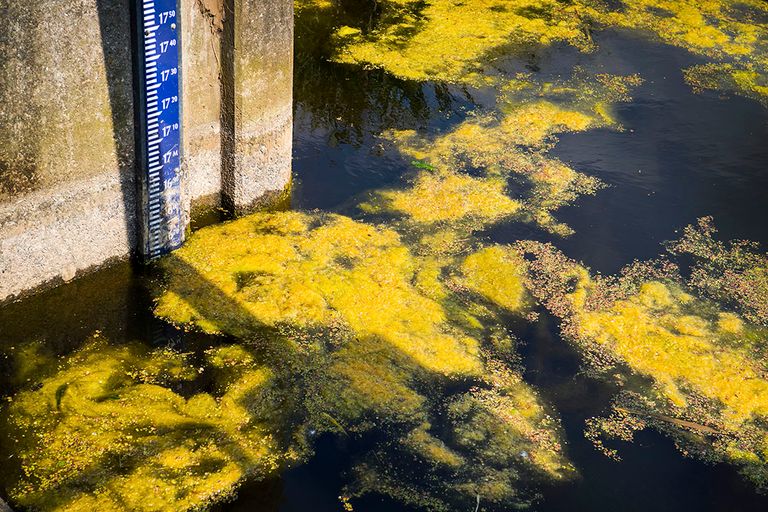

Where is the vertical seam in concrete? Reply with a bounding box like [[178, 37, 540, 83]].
[[220, 0, 236, 215]]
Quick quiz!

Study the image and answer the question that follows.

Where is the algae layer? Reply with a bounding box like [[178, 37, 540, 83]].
[[152, 211, 573, 510], [2, 211, 574, 511], [361, 70, 641, 236], [311, 0, 768, 102], [0, 335, 308, 511], [511, 219, 768, 490]]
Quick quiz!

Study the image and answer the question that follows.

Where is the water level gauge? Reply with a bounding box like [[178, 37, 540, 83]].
[[132, 0, 183, 260]]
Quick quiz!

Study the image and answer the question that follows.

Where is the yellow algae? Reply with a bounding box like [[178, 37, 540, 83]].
[[0, 337, 302, 512], [156, 211, 481, 376], [321, 0, 768, 88], [416, 229, 468, 258], [518, 237, 768, 489], [576, 281, 768, 422], [685, 62, 768, 105], [323, 336, 429, 427], [365, 121, 586, 234], [310, 0, 768, 106], [718, 312, 745, 334], [366, 72, 642, 235], [331, 0, 593, 84], [413, 256, 449, 301], [360, 171, 522, 225], [4, 341, 57, 388], [586, 0, 768, 102], [402, 424, 464, 468], [295, 0, 333, 12], [461, 246, 527, 312], [345, 357, 573, 510], [668, 216, 768, 326], [594, 0, 768, 60], [453, 358, 572, 479], [499, 101, 594, 147], [146, 209, 577, 509]]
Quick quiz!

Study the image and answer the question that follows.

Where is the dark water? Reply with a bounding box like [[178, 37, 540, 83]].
[[2, 22, 768, 512], [284, 27, 768, 512]]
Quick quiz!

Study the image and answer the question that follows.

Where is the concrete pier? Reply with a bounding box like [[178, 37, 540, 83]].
[[222, 0, 294, 214], [0, 0, 293, 302]]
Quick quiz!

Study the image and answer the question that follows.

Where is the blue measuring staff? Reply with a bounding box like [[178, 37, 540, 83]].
[[132, 0, 183, 260]]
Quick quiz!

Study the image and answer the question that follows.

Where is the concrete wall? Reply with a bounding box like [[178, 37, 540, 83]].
[[0, 0, 293, 302], [222, 0, 294, 213]]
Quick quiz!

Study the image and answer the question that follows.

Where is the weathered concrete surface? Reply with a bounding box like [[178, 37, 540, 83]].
[[0, 172, 137, 299], [181, 0, 225, 215], [0, 0, 134, 198], [222, 0, 294, 214], [0, 498, 12, 512], [0, 0, 293, 302], [0, 0, 137, 301]]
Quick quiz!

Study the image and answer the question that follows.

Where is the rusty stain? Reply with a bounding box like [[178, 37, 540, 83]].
[[197, 0, 225, 33]]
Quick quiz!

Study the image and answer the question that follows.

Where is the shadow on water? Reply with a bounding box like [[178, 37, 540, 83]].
[[0, 247, 425, 511], [0, 256, 285, 511]]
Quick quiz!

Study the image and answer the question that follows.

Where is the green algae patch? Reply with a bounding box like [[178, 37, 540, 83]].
[[0, 335, 305, 512], [362, 72, 640, 236], [149, 210, 576, 509], [331, 0, 595, 85], [516, 229, 768, 490]]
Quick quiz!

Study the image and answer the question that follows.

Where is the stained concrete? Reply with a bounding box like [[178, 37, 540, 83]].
[[181, 0, 225, 215], [0, 0, 293, 302], [221, 0, 294, 214], [0, 0, 138, 301]]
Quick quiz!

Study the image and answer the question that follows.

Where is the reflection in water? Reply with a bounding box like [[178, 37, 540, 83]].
[[362, 70, 641, 236], [327, 0, 768, 102]]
